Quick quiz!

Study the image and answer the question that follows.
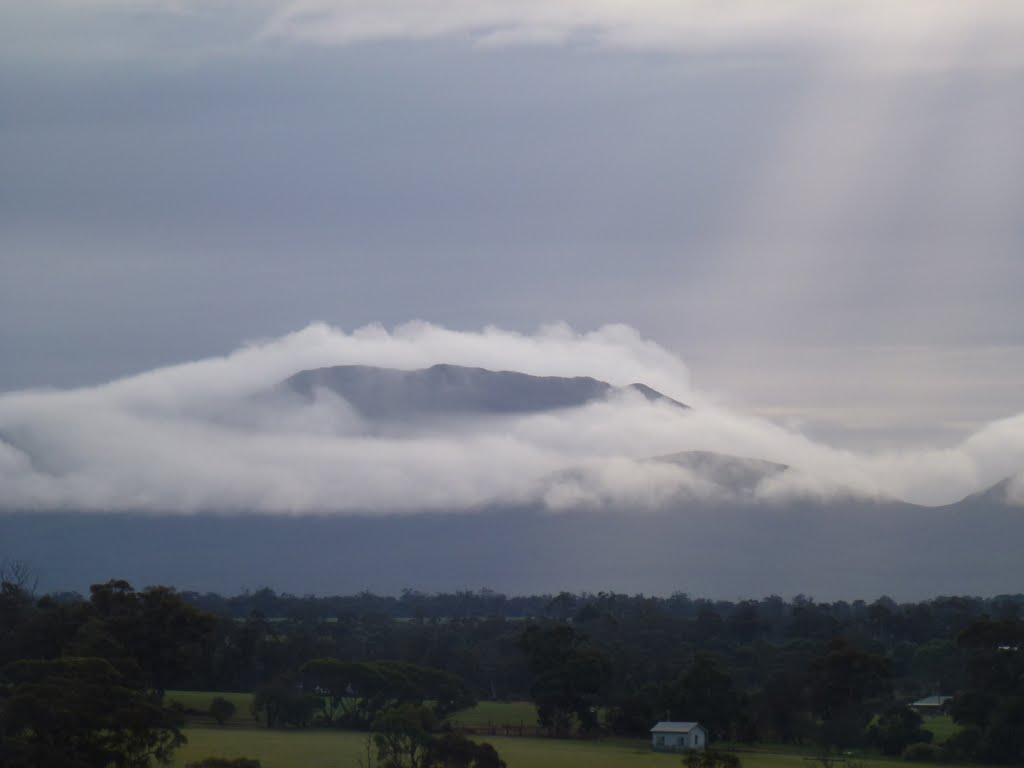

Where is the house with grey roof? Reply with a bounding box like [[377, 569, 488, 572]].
[[910, 695, 953, 715], [651, 721, 708, 752]]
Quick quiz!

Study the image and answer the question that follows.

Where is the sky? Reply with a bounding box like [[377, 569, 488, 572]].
[[2, 0, 1024, 454]]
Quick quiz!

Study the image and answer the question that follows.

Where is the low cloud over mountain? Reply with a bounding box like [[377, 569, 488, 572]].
[[1, 322, 1024, 515], [283, 363, 687, 421]]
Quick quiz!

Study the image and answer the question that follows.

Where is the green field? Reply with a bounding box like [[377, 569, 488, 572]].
[[167, 691, 257, 724], [921, 715, 958, 742], [447, 701, 539, 727], [174, 728, 957, 768], [173, 728, 685, 768], [166, 695, 963, 768]]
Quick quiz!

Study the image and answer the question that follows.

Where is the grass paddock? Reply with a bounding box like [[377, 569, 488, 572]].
[[167, 691, 258, 725], [175, 727, 959, 768], [447, 701, 539, 727], [174, 728, 687, 768], [167, 695, 964, 768], [921, 715, 959, 742]]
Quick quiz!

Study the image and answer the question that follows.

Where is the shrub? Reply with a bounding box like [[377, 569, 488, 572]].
[[901, 742, 944, 762], [209, 696, 237, 725], [685, 749, 742, 768], [187, 759, 261, 768], [942, 726, 982, 761], [867, 704, 931, 756]]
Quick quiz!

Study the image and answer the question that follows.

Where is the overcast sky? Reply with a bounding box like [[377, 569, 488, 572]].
[[3, 1, 1024, 450]]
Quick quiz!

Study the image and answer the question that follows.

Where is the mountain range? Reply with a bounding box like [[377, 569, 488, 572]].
[[0, 363, 1021, 600], [282, 363, 688, 419]]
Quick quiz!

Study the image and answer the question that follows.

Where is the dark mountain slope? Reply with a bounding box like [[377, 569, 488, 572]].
[[653, 451, 789, 497], [282, 364, 687, 419], [948, 476, 1022, 508], [3, 487, 1021, 600]]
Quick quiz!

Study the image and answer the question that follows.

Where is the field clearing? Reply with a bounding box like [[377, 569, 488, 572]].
[[173, 728, 688, 768], [447, 700, 539, 727], [174, 727, 368, 767], [922, 715, 959, 741], [168, 691, 257, 723], [174, 728, 955, 768], [167, 696, 963, 767]]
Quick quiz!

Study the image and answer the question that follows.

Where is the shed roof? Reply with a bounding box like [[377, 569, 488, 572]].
[[911, 696, 952, 707], [651, 721, 701, 733]]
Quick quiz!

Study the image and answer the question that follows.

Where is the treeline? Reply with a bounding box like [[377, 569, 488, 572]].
[[177, 587, 1024, 628], [2, 568, 1023, 764], [0, 576, 210, 767]]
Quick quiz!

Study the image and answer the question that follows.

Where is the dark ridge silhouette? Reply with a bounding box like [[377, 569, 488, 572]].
[[2, 480, 1021, 600], [282, 364, 688, 419]]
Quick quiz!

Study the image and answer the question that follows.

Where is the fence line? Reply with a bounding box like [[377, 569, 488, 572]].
[[447, 721, 553, 738]]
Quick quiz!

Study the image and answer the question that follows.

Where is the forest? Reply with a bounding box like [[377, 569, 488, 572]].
[[1, 565, 1023, 766]]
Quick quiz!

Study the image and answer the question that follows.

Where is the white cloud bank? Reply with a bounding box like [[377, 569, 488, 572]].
[[2, 322, 1024, 514], [257, 0, 1024, 69], [7, 1, 1024, 70]]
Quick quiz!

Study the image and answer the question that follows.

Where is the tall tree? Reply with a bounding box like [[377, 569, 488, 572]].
[[372, 704, 436, 768], [0, 656, 185, 768], [662, 653, 745, 741], [87, 581, 217, 696], [518, 624, 610, 737], [806, 638, 890, 748], [867, 704, 931, 756], [950, 619, 1024, 764]]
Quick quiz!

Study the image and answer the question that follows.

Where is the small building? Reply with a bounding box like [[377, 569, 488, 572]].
[[651, 721, 708, 752], [910, 695, 953, 715]]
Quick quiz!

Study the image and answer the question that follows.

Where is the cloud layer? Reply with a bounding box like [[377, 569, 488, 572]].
[[3, 0, 1022, 444], [259, 0, 1024, 69], [2, 322, 1024, 514], [6, 1, 1024, 70]]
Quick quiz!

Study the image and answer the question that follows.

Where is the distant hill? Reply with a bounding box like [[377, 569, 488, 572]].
[[3, 362, 1022, 599], [282, 364, 688, 419], [948, 476, 1022, 508], [538, 450, 792, 504], [12, 396, 1005, 600], [2, 477, 1021, 600], [653, 451, 789, 498]]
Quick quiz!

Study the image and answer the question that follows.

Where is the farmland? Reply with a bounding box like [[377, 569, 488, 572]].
[[167, 698, 961, 768], [172, 726, 955, 768], [4, 581, 1017, 768], [169, 690, 256, 723], [172, 728, 684, 768]]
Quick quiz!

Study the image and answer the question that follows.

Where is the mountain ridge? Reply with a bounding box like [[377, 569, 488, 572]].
[[282, 363, 688, 419], [2, 482, 1021, 599]]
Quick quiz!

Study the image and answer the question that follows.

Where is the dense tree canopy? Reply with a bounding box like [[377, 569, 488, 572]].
[[518, 623, 611, 736], [0, 657, 185, 768], [2, 566, 1023, 761], [0, 575, 213, 768], [300, 659, 474, 727], [950, 619, 1024, 763]]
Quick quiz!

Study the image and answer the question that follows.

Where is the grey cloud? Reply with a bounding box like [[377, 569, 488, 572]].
[[7, 2, 1024, 68], [1, 323, 1024, 514], [257, 1, 1024, 70], [1, 1, 1022, 455]]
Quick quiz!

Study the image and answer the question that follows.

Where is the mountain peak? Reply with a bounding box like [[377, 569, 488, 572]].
[[282, 364, 686, 420]]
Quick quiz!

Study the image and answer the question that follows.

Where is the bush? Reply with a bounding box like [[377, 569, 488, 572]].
[[901, 742, 944, 762], [209, 696, 237, 725], [942, 726, 982, 761], [685, 749, 742, 768], [867, 704, 931, 756], [187, 759, 261, 768]]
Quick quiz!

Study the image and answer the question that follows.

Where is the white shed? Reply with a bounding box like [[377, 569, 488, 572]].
[[651, 721, 708, 752], [910, 695, 952, 715]]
